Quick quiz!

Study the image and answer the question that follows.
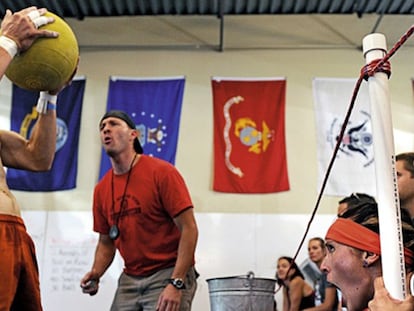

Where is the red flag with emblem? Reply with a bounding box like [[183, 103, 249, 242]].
[[212, 77, 289, 193]]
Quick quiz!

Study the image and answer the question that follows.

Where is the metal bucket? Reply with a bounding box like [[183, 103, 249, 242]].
[[206, 271, 277, 311]]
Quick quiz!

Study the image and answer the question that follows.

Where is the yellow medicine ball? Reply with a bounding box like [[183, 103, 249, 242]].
[[5, 12, 79, 92]]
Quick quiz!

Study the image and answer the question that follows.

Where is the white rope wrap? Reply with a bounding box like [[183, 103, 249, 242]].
[[32, 16, 51, 29], [27, 10, 41, 21], [28, 9, 52, 29], [36, 91, 57, 114], [0, 36, 18, 58]]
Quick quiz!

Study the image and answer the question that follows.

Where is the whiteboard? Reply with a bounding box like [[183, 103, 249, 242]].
[[22, 211, 123, 311]]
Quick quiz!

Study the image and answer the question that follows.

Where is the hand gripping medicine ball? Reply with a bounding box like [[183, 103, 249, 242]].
[[5, 12, 79, 92]]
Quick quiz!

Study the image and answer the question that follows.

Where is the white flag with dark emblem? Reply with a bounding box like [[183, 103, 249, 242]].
[[313, 77, 377, 197]]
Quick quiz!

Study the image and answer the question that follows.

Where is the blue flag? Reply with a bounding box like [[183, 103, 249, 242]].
[[99, 76, 185, 179], [7, 77, 86, 191]]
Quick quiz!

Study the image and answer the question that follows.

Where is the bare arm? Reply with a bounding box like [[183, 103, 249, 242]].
[[282, 287, 289, 311], [0, 62, 78, 170], [171, 208, 198, 279], [0, 109, 56, 170], [288, 278, 305, 311], [156, 207, 198, 311], [0, 7, 64, 170], [80, 234, 116, 295], [0, 48, 12, 79]]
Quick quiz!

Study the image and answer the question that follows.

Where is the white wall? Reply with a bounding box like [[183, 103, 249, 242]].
[[10, 45, 414, 214]]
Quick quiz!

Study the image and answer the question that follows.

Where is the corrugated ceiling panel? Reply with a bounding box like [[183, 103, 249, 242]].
[[268, 0, 282, 12], [391, 0, 414, 13], [0, 0, 413, 19], [339, 0, 357, 13], [399, 0, 414, 13]]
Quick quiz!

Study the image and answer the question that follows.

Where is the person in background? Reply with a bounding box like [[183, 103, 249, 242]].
[[302, 237, 339, 311], [321, 193, 414, 311], [80, 110, 198, 311], [337, 192, 376, 217], [276, 256, 315, 311], [396, 152, 414, 222], [0, 6, 72, 311]]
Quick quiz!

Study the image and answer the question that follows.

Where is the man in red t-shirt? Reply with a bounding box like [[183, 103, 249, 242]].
[[81, 110, 198, 311]]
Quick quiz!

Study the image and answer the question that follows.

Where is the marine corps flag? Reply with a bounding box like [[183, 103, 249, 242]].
[[212, 77, 289, 193], [7, 77, 86, 191]]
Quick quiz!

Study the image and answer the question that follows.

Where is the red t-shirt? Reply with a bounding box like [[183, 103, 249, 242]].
[[93, 155, 194, 276]]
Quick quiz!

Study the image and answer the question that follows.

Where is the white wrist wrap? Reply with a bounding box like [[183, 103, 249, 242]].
[[0, 36, 18, 58], [36, 91, 57, 114]]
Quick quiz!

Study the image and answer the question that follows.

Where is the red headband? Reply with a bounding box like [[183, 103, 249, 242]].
[[326, 218, 414, 266]]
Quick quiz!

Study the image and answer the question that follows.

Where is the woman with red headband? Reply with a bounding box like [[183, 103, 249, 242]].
[[321, 194, 414, 311]]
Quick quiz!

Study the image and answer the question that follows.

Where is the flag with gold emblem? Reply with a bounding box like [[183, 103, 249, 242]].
[[7, 77, 86, 191], [212, 77, 289, 193]]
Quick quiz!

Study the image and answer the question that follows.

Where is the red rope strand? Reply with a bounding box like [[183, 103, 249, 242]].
[[290, 24, 414, 267]]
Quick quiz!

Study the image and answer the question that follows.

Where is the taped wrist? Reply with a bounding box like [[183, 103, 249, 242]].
[[0, 35, 18, 58], [36, 91, 57, 114]]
